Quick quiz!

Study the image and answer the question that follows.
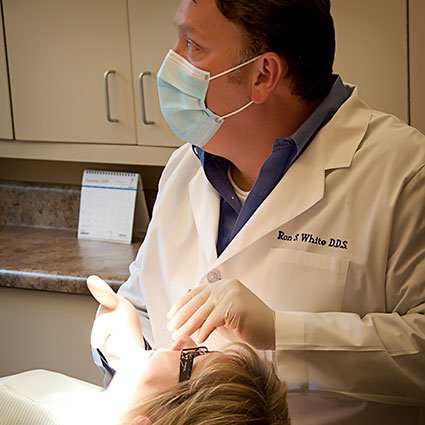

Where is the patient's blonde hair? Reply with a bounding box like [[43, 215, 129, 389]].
[[119, 343, 290, 425]]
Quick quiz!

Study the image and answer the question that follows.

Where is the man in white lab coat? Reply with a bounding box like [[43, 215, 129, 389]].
[[93, 0, 425, 423]]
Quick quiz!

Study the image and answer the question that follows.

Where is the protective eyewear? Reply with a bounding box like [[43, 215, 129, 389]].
[[179, 346, 210, 382]]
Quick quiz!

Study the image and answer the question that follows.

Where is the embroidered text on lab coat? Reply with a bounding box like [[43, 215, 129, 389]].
[[277, 231, 348, 250]]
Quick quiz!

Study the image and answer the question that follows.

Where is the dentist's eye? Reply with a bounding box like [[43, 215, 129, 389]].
[[186, 39, 199, 52]]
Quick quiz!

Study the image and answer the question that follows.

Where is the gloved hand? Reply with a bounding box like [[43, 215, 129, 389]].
[[88, 275, 145, 369], [171, 334, 198, 351], [167, 278, 276, 350]]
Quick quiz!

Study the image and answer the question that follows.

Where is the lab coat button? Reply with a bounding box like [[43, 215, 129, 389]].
[[207, 270, 220, 283]]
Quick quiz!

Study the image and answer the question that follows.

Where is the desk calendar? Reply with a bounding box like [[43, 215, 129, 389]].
[[78, 170, 148, 244]]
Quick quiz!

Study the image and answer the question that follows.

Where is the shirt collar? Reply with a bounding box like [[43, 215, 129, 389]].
[[288, 75, 353, 155]]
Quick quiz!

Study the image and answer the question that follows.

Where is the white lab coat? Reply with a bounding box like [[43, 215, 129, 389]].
[[118, 87, 425, 424]]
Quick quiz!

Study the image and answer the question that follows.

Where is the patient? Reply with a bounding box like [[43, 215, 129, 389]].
[[0, 276, 290, 425], [115, 340, 289, 425]]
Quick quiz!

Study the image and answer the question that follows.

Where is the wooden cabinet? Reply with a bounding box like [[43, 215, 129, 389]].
[[410, 0, 425, 134], [3, 0, 136, 144], [129, 0, 182, 148], [0, 10, 13, 140], [331, 0, 408, 122], [2, 0, 182, 149]]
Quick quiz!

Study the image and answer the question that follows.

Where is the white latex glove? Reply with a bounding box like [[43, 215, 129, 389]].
[[167, 278, 276, 350], [88, 275, 145, 369]]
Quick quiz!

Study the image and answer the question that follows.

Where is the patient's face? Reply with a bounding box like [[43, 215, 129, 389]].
[[106, 336, 216, 417]]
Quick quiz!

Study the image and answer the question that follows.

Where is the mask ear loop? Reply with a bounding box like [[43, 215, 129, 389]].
[[210, 55, 261, 122], [216, 101, 255, 122], [209, 55, 261, 81]]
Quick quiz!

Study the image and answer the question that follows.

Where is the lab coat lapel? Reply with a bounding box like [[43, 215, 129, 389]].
[[189, 167, 220, 265], [216, 149, 325, 265], [215, 87, 372, 265]]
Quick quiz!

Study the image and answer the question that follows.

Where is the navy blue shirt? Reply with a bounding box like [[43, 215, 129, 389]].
[[194, 76, 352, 257]]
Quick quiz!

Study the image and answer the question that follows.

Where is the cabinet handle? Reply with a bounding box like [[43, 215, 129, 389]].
[[104, 70, 119, 123], [139, 72, 155, 125]]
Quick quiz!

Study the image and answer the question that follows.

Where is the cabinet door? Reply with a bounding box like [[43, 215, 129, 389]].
[[128, 0, 183, 148], [331, 0, 408, 122], [410, 0, 425, 134], [0, 10, 13, 140], [3, 0, 136, 144]]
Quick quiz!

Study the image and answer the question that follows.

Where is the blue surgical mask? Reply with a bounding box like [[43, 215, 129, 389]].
[[157, 50, 260, 147]]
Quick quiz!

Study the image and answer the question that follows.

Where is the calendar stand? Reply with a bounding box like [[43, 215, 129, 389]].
[[77, 170, 149, 244]]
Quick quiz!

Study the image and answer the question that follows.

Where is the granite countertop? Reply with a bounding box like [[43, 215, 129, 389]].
[[0, 226, 142, 295]]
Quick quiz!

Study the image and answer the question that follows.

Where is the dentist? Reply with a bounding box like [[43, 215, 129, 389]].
[[93, 0, 425, 424]]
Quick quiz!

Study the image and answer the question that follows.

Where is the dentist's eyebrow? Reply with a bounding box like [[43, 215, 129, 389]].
[[174, 9, 208, 38], [174, 21, 202, 38]]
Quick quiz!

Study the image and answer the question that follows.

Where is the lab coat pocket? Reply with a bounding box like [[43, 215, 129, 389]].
[[264, 248, 349, 312]]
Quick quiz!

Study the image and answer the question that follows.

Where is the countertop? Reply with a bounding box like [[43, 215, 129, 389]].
[[0, 226, 142, 295]]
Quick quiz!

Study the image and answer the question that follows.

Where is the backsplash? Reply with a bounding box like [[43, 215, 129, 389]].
[[0, 180, 156, 231], [0, 180, 80, 230]]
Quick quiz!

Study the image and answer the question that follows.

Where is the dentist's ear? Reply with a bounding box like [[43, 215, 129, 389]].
[[251, 52, 285, 104]]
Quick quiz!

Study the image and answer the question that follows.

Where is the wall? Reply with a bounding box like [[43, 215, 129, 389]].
[[0, 287, 104, 386], [409, 0, 425, 134], [332, 0, 408, 123]]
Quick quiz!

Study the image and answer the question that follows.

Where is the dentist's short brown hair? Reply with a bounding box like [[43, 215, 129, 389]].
[[215, 0, 335, 102]]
